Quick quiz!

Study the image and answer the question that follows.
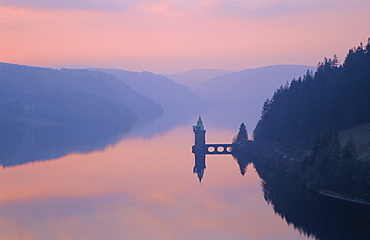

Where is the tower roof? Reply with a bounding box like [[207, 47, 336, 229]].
[[196, 116, 204, 127], [193, 116, 205, 131]]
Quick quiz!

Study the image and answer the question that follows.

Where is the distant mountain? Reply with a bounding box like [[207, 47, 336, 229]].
[[91, 68, 208, 117], [165, 69, 234, 87], [0, 63, 163, 128], [0, 62, 166, 167], [52, 64, 93, 69], [190, 65, 316, 130]]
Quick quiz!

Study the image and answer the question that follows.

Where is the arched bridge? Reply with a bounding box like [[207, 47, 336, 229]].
[[205, 144, 233, 154]]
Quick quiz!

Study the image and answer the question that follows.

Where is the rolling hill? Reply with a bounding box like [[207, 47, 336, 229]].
[[190, 64, 316, 130], [0, 63, 163, 128], [91, 68, 209, 116], [165, 68, 234, 87]]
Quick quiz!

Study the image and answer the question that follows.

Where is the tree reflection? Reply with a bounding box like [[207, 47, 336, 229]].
[[1, 109, 201, 168], [257, 165, 370, 240]]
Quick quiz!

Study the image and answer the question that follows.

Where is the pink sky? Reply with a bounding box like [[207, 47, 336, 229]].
[[0, 0, 369, 74]]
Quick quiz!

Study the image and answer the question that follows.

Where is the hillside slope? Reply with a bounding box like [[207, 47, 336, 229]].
[[91, 68, 208, 115], [250, 40, 370, 202], [191, 65, 316, 129], [0, 63, 163, 128], [165, 68, 234, 87], [254, 43, 370, 152]]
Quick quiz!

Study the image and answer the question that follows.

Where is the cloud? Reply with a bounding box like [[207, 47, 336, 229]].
[[200, 0, 370, 18], [0, 0, 131, 12], [1, 0, 370, 15]]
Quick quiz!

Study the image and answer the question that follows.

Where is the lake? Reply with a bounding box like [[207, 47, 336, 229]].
[[1, 117, 369, 240]]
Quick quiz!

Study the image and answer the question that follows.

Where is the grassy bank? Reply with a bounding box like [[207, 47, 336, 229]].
[[338, 123, 370, 162]]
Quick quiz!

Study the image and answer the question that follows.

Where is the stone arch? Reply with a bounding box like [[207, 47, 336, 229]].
[[217, 146, 225, 152], [207, 146, 215, 152]]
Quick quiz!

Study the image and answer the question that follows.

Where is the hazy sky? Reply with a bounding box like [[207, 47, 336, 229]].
[[1, 0, 369, 73]]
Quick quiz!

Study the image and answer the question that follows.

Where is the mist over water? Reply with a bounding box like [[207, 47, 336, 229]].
[[2, 111, 369, 240], [0, 119, 307, 240], [1, 62, 369, 240], [1, 0, 370, 237]]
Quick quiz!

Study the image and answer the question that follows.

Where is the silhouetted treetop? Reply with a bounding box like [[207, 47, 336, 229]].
[[254, 40, 370, 153], [233, 122, 248, 144]]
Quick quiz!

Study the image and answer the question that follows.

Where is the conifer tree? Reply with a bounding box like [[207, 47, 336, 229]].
[[342, 137, 358, 160], [233, 123, 248, 144]]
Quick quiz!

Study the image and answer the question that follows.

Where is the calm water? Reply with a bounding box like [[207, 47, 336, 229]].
[[1, 120, 369, 240]]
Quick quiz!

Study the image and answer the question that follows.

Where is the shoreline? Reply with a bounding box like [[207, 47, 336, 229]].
[[318, 190, 370, 206]]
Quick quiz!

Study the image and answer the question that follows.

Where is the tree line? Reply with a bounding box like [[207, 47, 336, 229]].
[[254, 39, 370, 154], [236, 39, 370, 201]]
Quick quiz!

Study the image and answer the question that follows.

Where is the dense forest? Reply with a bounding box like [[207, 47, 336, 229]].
[[254, 39, 370, 153], [237, 40, 370, 201]]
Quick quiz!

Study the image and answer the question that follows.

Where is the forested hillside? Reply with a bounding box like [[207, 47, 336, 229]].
[[250, 40, 370, 201], [254, 40, 370, 153], [0, 63, 163, 129]]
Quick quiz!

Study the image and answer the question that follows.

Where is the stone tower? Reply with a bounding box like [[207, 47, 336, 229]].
[[192, 116, 206, 182], [192, 116, 206, 153]]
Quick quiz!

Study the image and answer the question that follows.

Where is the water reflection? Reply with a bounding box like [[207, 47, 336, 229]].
[[0, 109, 200, 168], [4, 114, 367, 240], [193, 153, 206, 182], [0, 124, 128, 167], [193, 152, 253, 182], [256, 165, 370, 240], [0, 126, 314, 240], [128, 109, 200, 139]]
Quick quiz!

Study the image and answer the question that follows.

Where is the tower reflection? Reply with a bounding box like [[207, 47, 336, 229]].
[[193, 153, 206, 182]]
